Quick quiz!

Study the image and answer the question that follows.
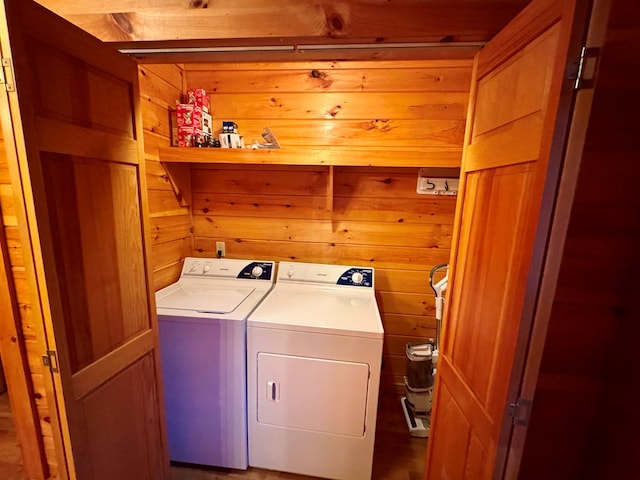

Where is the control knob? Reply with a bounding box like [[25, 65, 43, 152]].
[[351, 271, 364, 285], [251, 265, 264, 278]]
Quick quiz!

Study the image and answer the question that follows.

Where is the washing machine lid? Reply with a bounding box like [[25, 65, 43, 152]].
[[157, 282, 255, 314], [248, 283, 384, 339], [156, 257, 276, 321]]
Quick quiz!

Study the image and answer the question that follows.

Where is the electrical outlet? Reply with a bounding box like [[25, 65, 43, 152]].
[[216, 242, 225, 258]]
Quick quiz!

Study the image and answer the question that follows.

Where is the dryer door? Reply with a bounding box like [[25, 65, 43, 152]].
[[257, 353, 369, 437]]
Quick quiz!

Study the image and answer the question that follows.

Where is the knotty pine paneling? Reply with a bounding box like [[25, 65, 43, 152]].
[[184, 60, 471, 166], [206, 92, 467, 120], [192, 164, 454, 392], [138, 64, 191, 290], [181, 60, 467, 392], [0, 125, 58, 479], [187, 61, 473, 93], [192, 237, 450, 271], [0, 126, 58, 476], [38, 2, 527, 46]]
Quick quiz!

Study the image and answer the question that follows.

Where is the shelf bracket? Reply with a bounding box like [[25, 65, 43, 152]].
[[161, 162, 192, 207], [326, 165, 334, 212]]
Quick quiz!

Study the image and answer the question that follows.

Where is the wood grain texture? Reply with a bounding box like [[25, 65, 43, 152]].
[[193, 237, 449, 271], [0, 144, 47, 479], [427, 2, 575, 476], [160, 145, 464, 168], [76, 353, 163, 480], [187, 64, 473, 93], [0, 82, 57, 479], [0, 391, 428, 480], [193, 215, 451, 248], [0, 393, 25, 480], [176, 63, 465, 383], [157, 60, 472, 168], [1, 3, 169, 477], [139, 65, 190, 289], [475, 0, 565, 79], [37, 0, 527, 46], [206, 92, 469, 121], [187, 59, 475, 72], [191, 164, 454, 392], [176, 118, 465, 149]]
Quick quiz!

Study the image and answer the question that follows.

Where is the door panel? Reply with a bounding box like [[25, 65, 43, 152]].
[[425, 0, 580, 477], [450, 162, 537, 422], [41, 154, 148, 373], [0, 1, 168, 478], [78, 353, 162, 480], [472, 28, 560, 137], [428, 378, 493, 479], [29, 41, 135, 137], [257, 353, 369, 437], [467, 26, 560, 173]]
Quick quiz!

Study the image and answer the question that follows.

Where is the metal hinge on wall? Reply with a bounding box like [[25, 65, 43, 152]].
[[0, 57, 15, 92], [508, 397, 532, 427], [42, 350, 59, 373], [574, 47, 600, 90]]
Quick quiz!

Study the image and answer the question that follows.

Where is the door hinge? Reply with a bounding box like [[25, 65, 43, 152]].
[[574, 47, 600, 90], [42, 350, 59, 373], [0, 57, 15, 92], [508, 397, 532, 427]]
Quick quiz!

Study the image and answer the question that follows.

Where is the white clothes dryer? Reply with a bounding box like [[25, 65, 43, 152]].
[[156, 257, 275, 469], [247, 261, 384, 480]]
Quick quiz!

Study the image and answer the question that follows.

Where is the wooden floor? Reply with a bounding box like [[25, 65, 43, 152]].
[[0, 392, 25, 480], [171, 394, 427, 480], [0, 392, 426, 480]]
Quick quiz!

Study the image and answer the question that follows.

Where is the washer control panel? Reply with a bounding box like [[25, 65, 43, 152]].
[[237, 262, 274, 280], [181, 257, 274, 281]]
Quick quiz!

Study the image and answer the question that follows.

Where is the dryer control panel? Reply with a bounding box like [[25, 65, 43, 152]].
[[337, 268, 374, 288], [278, 262, 374, 288]]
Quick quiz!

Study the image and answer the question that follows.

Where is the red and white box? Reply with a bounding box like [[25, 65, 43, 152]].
[[177, 126, 206, 147], [176, 103, 203, 128], [185, 88, 210, 111]]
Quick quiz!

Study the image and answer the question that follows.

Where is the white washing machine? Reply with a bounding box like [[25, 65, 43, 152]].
[[156, 257, 275, 469], [247, 261, 384, 480]]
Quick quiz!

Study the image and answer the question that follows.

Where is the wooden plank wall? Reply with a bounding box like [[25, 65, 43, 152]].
[[0, 126, 57, 476], [519, 0, 640, 476], [183, 60, 471, 392], [138, 64, 192, 290], [186, 60, 470, 165]]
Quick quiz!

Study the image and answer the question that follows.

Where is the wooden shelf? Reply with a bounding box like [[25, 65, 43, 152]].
[[158, 146, 462, 210], [158, 146, 462, 168]]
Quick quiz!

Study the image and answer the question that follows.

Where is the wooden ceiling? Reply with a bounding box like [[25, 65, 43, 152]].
[[35, 0, 532, 62]]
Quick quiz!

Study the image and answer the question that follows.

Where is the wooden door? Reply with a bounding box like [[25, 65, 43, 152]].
[[0, 1, 168, 479], [425, 0, 587, 477]]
